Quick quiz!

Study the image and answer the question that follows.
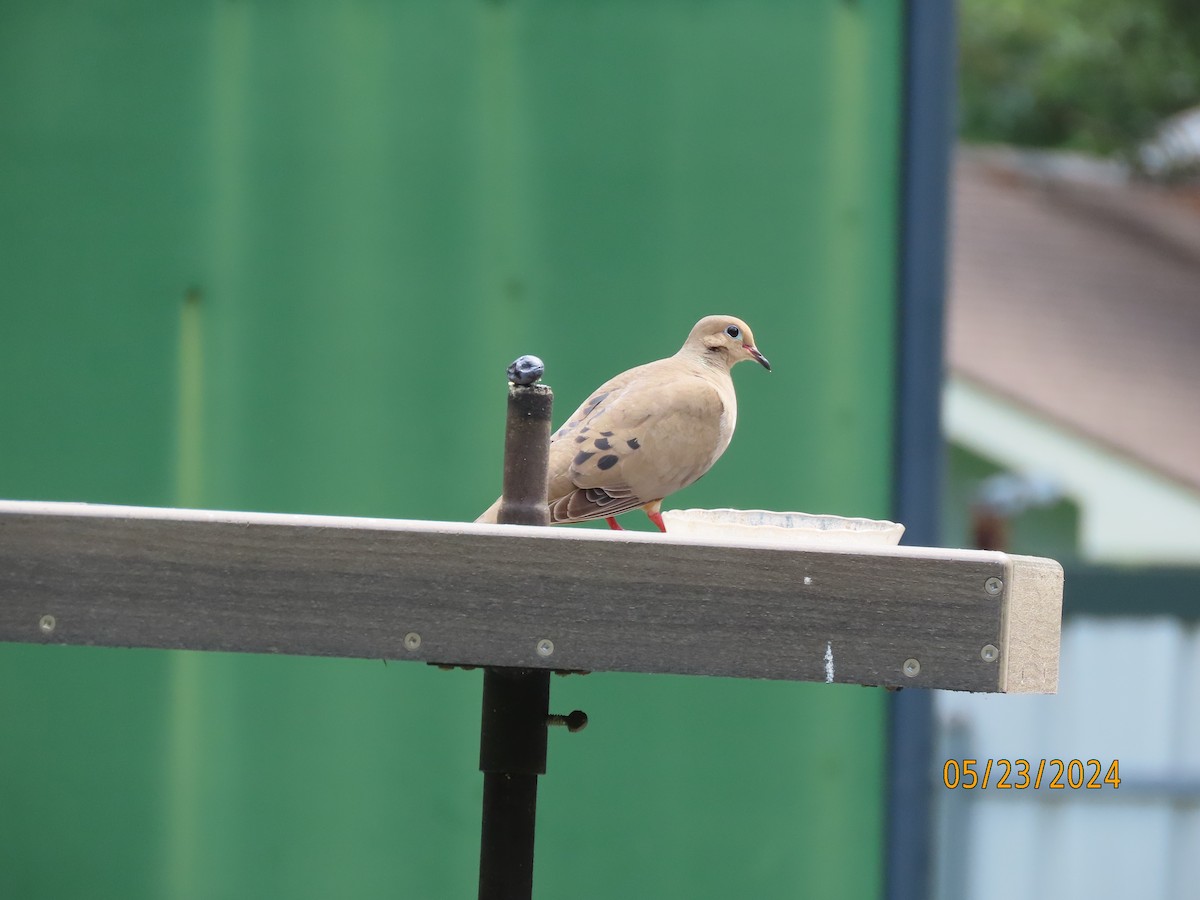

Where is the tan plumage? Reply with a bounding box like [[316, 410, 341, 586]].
[[477, 315, 770, 531]]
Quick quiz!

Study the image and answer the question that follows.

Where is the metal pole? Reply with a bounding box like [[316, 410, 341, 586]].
[[497, 356, 552, 528], [479, 356, 552, 900], [478, 667, 551, 900]]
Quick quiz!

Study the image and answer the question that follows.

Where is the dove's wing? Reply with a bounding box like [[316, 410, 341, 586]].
[[546, 362, 730, 524]]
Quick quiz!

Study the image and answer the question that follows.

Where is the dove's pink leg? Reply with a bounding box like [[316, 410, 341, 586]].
[[644, 504, 667, 533], [605, 517, 623, 531]]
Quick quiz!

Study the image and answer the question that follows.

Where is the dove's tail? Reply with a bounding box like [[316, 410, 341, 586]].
[[475, 498, 502, 524]]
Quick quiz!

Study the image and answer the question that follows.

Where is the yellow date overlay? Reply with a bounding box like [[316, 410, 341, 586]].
[[942, 758, 1121, 790]]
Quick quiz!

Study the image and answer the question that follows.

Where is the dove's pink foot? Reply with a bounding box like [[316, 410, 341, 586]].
[[605, 517, 623, 531], [646, 508, 667, 533]]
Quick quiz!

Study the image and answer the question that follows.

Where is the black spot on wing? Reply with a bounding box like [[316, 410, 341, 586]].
[[580, 393, 609, 418], [599, 431, 614, 437], [575, 436, 587, 443], [574, 451, 595, 466], [626, 438, 640, 450], [597, 455, 619, 471], [594, 437, 611, 450]]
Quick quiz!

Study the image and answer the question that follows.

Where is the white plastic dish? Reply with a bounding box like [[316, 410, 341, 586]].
[[660, 508, 905, 547]]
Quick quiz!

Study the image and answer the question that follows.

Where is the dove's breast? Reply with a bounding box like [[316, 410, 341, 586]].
[[712, 384, 737, 467], [622, 372, 737, 498]]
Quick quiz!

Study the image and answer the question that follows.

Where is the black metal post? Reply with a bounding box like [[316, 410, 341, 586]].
[[479, 667, 551, 900], [479, 357, 553, 900], [497, 357, 552, 529]]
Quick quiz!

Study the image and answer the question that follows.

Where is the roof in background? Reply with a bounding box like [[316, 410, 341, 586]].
[[946, 146, 1200, 492]]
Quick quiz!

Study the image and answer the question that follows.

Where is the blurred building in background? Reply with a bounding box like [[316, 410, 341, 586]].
[[935, 144, 1200, 900], [945, 146, 1200, 564]]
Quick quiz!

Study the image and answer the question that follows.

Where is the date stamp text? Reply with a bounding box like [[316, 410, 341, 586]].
[[942, 759, 1121, 790]]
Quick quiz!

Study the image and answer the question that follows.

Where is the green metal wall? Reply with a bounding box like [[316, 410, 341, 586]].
[[0, 1, 902, 897]]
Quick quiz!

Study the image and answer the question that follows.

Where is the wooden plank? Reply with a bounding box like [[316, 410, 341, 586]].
[[0, 501, 1061, 692]]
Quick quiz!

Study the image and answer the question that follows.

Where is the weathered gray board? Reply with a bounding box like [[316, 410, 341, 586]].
[[0, 501, 1063, 693]]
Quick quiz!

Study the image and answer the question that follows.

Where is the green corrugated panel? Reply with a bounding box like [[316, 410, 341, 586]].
[[0, 1, 902, 897]]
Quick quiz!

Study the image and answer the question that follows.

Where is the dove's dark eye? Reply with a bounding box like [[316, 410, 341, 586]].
[[725, 325, 740, 339]]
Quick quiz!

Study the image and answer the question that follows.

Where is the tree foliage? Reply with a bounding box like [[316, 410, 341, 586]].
[[959, 0, 1200, 156]]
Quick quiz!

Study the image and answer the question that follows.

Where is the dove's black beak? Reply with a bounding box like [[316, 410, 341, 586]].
[[748, 346, 771, 371]]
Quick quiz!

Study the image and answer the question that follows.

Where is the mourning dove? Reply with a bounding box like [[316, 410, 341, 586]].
[[477, 315, 770, 532]]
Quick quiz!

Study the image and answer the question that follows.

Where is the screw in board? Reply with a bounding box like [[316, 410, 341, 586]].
[[547, 710, 588, 732]]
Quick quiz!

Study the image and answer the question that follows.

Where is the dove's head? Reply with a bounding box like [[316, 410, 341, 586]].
[[684, 315, 771, 372]]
